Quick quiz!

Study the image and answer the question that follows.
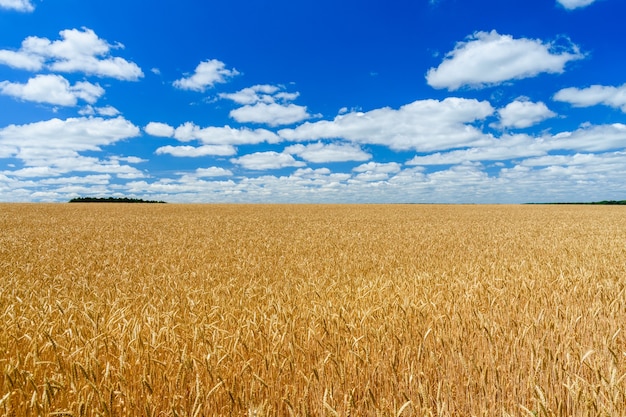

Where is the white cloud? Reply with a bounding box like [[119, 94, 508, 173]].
[[220, 84, 313, 126], [554, 84, 626, 112], [40, 174, 111, 185], [292, 167, 332, 178], [496, 99, 557, 129], [407, 134, 544, 165], [95, 105, 120, 117], [426, 30, 584, 90], [231, 151, 306, 170], [230, 102, 312, 126], [0, 117, 142, 177], [113, 155, 146, 164], [173, 59, 239, 91], [520, 152, 626, 168], [219, 84, 281, 105], [549, 123, 626, 152], [155, 144, 236, 157], [285, 142, 371, 163], [0, 74, 104, 106], [79, 105, 121, 117], [556, 0, 597, 10], [0, 49, 43, 70], [353, 162, 402, 174], [145, 122, 175, 137], [407, 123, 626, 166], [193, 167, 233, 177], [172, 123, 281, 145], [0, 28, 143, 80], [351, 162, 403, 182], [279, 98, 494, 151], [0, 0, 34, 12], [0, 116, 139, 154], [5, 155, 145, 179]]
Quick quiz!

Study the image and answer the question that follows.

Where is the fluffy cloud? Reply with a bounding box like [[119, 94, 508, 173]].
[[426, 30, 584, 90], [407, 123, 626, 166], [0, 0, 34, 11], [145, 122, 176, 137], [0, 28, 143, 80], [0, 116, 139, 153], [79, 105, 120, 117], [0, 74, 104, 106], [231, 151, 306, 170], [496, 99, 557, 129], [0, 117, 141, 177], [155, 144, 236, 157], [221, 84, 313, 126], [556, 0, 597, 10], [0, 49, 45, 71], [285, 142, 371, 163], [351, 162, 403, 182], [549, 123, 626, 152], [279, 98, 494, 151], [230, 102, 312, 126], [353, 162, 402, 174], [173, 59, 239, 91], [219, 84, 281, 105], [193, 167, 233, 177], [5, 156, 144, 179], [407, 134, 543, 165], [554, 84, 626, 112], [171, 122, 281, 145]]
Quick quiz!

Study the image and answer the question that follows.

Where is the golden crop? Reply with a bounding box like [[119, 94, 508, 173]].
[[1, 204, 625, 416]]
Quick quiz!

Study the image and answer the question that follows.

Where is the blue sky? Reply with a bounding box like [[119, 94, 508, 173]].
[[1, 0, 625, 203]]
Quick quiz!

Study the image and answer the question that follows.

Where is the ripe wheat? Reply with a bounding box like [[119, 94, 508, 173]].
[[1, 204, 625, 416]]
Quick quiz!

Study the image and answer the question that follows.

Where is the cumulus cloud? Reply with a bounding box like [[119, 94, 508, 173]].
[[0, 74, 104, 106], [0, 117, 142, 177], [285, 142, 371, 163], [353, 162, 402, 174], [549, 123, 626, 152], [173, 59, 239, 91], [554, 84, 626, 112], [0, 49, 43, 71], [0, 28, 143, 80], [171, 122, 281, 145], [78, 105, 121, 117], [556, 0, 597, 10], [221, 84, 313, 126], [426, 30, 584, 90], [0, 0, 34, 12], [193, 167, 233, 177], [279, 97, 494, 151], [407, 134, 544, 165], [351, 162, 403, 182], [230, 102, 312, 126], [407, 123, 626, 166], [219, 84, 281, 105], [496, 99, 557, 129], [145, 122, 175, 137], [93, 105, 120, 117], [0, 116, 139, 153], [231, 151, 306, 170], [145, 122, 282, 157], [155, 144, 236, 157]]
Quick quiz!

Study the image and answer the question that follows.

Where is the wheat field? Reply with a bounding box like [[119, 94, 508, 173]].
[[0, 203, 625, 416]]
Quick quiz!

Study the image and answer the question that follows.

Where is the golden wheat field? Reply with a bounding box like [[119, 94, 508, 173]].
[[1, 203, 625, 416]]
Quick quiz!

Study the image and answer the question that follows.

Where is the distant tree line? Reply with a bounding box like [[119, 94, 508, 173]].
[[527, 200, 626, 205], [69, 197, 166, 204]]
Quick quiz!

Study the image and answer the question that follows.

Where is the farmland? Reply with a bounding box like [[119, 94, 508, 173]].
[[1, 204, 625, 416]]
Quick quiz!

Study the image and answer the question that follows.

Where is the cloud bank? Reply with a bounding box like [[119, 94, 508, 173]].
[[426, 31, 584, 90]]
